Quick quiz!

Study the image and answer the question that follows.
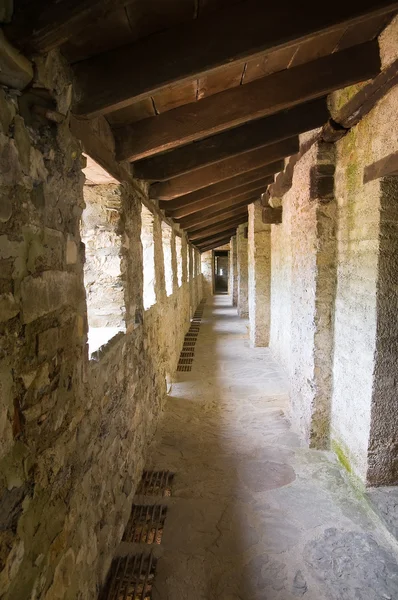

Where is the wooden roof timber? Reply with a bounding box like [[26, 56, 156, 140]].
[[160, 166, 280, 212], [6, 0, 133, 54], [116, 42, 380, 162], [70, 1, 397, 117], [177, 194, 261, 229], [196, 229, 238, 247], [185, 207, 249, 233], [189, 216, 248, 241], [195, 229, 236, 248], [199, 238, 233, 253], [168, 179, 273, 220], [151, 139, 297, 201], [133, 98, 329, 181]]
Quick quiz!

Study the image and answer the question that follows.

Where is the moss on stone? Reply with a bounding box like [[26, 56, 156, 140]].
[[330, 82, 369, 118], [332, 439, 352, 474]]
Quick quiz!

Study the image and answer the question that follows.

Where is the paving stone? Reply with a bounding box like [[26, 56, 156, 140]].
[[140, 297, 398, 600], [304, 528, 398, 600]]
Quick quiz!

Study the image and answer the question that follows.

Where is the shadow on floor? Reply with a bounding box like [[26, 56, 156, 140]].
[[143, 296, 398, 600]]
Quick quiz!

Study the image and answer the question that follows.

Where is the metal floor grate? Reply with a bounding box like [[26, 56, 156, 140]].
[[177, 364, 192, 372], [180, 351, 194, 358], [136, 471, 174, 497], [123, 505, 167, 544], [101, 553, 156, 600], [178, 357, 193, 365]]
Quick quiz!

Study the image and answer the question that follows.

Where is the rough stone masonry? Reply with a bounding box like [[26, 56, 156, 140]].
[[0, 50, 203, 599]]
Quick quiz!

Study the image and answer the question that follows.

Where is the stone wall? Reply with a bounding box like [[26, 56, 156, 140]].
[[269, 17, 398, 482], [248, 201, 271, 347], [236, 224, 249, 318], [331, 81, 398, 484], [0, 52, 203, 599], [270, 142, 337, 448]]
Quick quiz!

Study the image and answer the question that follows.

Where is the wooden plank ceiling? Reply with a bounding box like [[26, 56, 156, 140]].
[[8, 0, 398, 250]]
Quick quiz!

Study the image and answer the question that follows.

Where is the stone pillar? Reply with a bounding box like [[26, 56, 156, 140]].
[[181, 235, 188, 284], [364, 176, 398, 484], [201, 250, 213, 297], [248, 201, 271, 346], [153, 213, 167, 304], [366, 176, 398, 485], [231, 236, 238, 306], [171, 230, 178, 295], [289, 142, 337, 450], [236, 224, 249, 318]]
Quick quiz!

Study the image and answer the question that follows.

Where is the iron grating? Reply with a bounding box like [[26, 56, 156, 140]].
[[101, 553, 156, 600], [177, 364, 192, 372], [180, 351, 194, 358], [178, 357, 193, 365], [136, 471, 174, 497], [123, 505, 167, 545]]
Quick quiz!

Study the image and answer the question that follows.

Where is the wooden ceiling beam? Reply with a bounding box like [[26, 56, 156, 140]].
[[115, 42, 380, 161], [159, 166, 279, 211], [196, 230, 238, 247], [177, 194, 260, 229], [168, 178, 273, 219], [151, 139, 297, 201], [6, 0, 133, 54], [195, 229, 236, 248], [185, 206, 249, 232], [199, 238, 233, 253], [71, 1, 397, 117], [189, 217, 248, 241], [134, 98, 329, 181]]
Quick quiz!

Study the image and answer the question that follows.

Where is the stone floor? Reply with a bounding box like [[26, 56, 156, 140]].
[[119, 295, 398, 599]]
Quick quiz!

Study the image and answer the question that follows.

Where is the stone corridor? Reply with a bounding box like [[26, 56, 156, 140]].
[[113, 296, 398, 600]]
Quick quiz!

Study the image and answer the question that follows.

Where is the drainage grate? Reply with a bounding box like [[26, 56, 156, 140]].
[[177, 364, 192, 372], [101, 553, 156, 600], [180, 351, 194, 358], [136, 471, 174, 497], [123, 505, 167, 545], [178, 357, 193, 365], [182, 342, 196, 348]]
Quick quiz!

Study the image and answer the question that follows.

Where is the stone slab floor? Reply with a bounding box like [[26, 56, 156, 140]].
[[120, 296, 398, 599]]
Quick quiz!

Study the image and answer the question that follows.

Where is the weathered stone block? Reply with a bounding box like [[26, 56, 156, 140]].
[[66, 236, 78, 265], [309, 164, 335, 201], [37, 327, 59, 359], [262, 206, 282, 224], [0, 292, 19, 322], [27, 228, 64, 274], [21, 270, 80, 324]]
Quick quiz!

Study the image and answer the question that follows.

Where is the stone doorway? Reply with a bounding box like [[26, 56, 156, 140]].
[[214, 250, 229, 293]]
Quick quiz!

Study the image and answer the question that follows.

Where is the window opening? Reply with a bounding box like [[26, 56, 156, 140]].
[[81, 184, 126, 356], [141, 205, 156, 310]]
